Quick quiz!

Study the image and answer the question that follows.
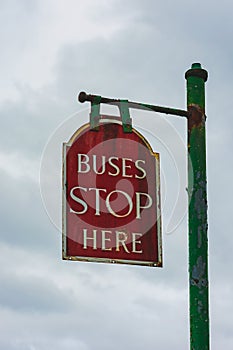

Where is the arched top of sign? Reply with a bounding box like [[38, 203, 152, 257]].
[[66, 118, 159, 161]]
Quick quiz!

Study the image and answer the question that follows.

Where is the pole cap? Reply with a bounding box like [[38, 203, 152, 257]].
[[185, 63, 208, 82]]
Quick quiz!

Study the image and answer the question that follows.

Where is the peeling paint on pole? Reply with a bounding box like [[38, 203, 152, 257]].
[[185, 63, 209, 349]]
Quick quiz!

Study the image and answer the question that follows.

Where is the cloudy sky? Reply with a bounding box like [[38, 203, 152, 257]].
[[1, 0, 233, 349]]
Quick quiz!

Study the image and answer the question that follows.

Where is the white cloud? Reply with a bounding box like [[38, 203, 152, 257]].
[[0, 0, 136, 102], [0, 151, 39, 182]]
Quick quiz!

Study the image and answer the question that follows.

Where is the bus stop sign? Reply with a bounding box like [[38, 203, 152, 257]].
[[62, 120, 162, 267]]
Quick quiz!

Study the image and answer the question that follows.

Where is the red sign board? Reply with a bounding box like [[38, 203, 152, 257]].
[[62, 119, 162, 267]]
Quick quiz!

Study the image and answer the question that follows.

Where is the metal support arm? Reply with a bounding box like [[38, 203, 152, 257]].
[[78, 91, 188, 118]]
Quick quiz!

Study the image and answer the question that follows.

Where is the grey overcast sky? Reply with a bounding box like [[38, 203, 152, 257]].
[[1, 0, 233, 349]]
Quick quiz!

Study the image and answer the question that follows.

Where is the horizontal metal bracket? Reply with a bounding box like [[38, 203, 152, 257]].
[[79, 91, 188, 119]]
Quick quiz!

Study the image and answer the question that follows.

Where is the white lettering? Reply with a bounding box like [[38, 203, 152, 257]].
[[106, 190, 133, 218], [132, 233, 143, 253], [77, 154, 90, 173], [83, 229, 97, 249], [69, 187, 153, 219], [101, 230, 112, 251], [116, 231, 130, 253], [81, 229, 144, 253], [89, 188, 107, 216], [76, 154, 147, 179], [136, 192, 153, 219], [93, 155, 106, 175], [135, 160, 146, 179], [108, 157, 120, 176], [70, 186, 88, 214], [122, 158, 133, 178]]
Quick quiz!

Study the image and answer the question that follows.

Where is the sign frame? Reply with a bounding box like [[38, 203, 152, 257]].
[[62, 118, 162, 267]]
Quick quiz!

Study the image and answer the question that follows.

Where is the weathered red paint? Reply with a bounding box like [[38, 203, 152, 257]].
[[62, 120, 162, 267]]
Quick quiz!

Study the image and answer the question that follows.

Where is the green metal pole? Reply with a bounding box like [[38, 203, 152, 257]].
[[185, 63, 209, 349]]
